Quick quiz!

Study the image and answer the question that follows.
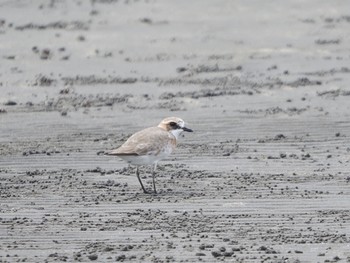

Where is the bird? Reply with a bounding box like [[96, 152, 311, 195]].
[[105, 117, 193, 194]]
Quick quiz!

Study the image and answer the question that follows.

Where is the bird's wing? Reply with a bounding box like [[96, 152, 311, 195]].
[[107, 127, 175, 156]]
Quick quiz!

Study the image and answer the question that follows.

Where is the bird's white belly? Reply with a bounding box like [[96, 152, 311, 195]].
[[118, 146, 173, 166]]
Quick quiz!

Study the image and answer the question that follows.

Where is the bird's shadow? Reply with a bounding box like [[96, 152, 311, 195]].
[[131, 188, 192, 199]]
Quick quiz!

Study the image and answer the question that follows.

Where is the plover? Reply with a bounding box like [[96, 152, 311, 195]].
[[105, 117, 193, 194]]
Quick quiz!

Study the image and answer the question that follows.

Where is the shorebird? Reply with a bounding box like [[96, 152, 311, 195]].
[[105, 117, 193, 194]]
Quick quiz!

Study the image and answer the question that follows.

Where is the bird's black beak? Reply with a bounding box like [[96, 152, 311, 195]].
[[182, 127, 193, 132]]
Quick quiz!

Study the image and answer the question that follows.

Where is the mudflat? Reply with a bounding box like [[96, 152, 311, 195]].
[[1, 1, 350, 262]]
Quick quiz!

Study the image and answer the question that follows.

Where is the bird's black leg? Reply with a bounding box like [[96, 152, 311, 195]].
[[136, 167, 149, 194], [152, 163, 157, 194]]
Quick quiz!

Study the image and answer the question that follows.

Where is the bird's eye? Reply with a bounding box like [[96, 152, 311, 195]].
[[169, 122, 177, 127]]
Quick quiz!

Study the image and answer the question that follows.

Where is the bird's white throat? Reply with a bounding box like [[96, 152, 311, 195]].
[[170, 129, 183, 139]]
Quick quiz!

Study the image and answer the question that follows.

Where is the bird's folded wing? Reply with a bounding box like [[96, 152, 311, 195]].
[[106, 127, 173, 156]]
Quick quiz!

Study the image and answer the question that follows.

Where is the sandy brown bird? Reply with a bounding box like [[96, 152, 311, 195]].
[[105, 117, 193, 194]]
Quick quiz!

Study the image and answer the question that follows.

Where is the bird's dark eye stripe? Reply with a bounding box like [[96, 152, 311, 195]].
[[169, 122, 177, 127]]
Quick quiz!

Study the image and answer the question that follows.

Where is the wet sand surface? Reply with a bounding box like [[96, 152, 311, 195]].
[[1, 0, 350, 262]]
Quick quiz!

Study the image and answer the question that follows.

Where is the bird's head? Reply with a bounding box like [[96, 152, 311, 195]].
[[158, 117, 193, 139]]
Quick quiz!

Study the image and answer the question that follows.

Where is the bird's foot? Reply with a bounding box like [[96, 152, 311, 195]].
[[143, 189, 157, 195]]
